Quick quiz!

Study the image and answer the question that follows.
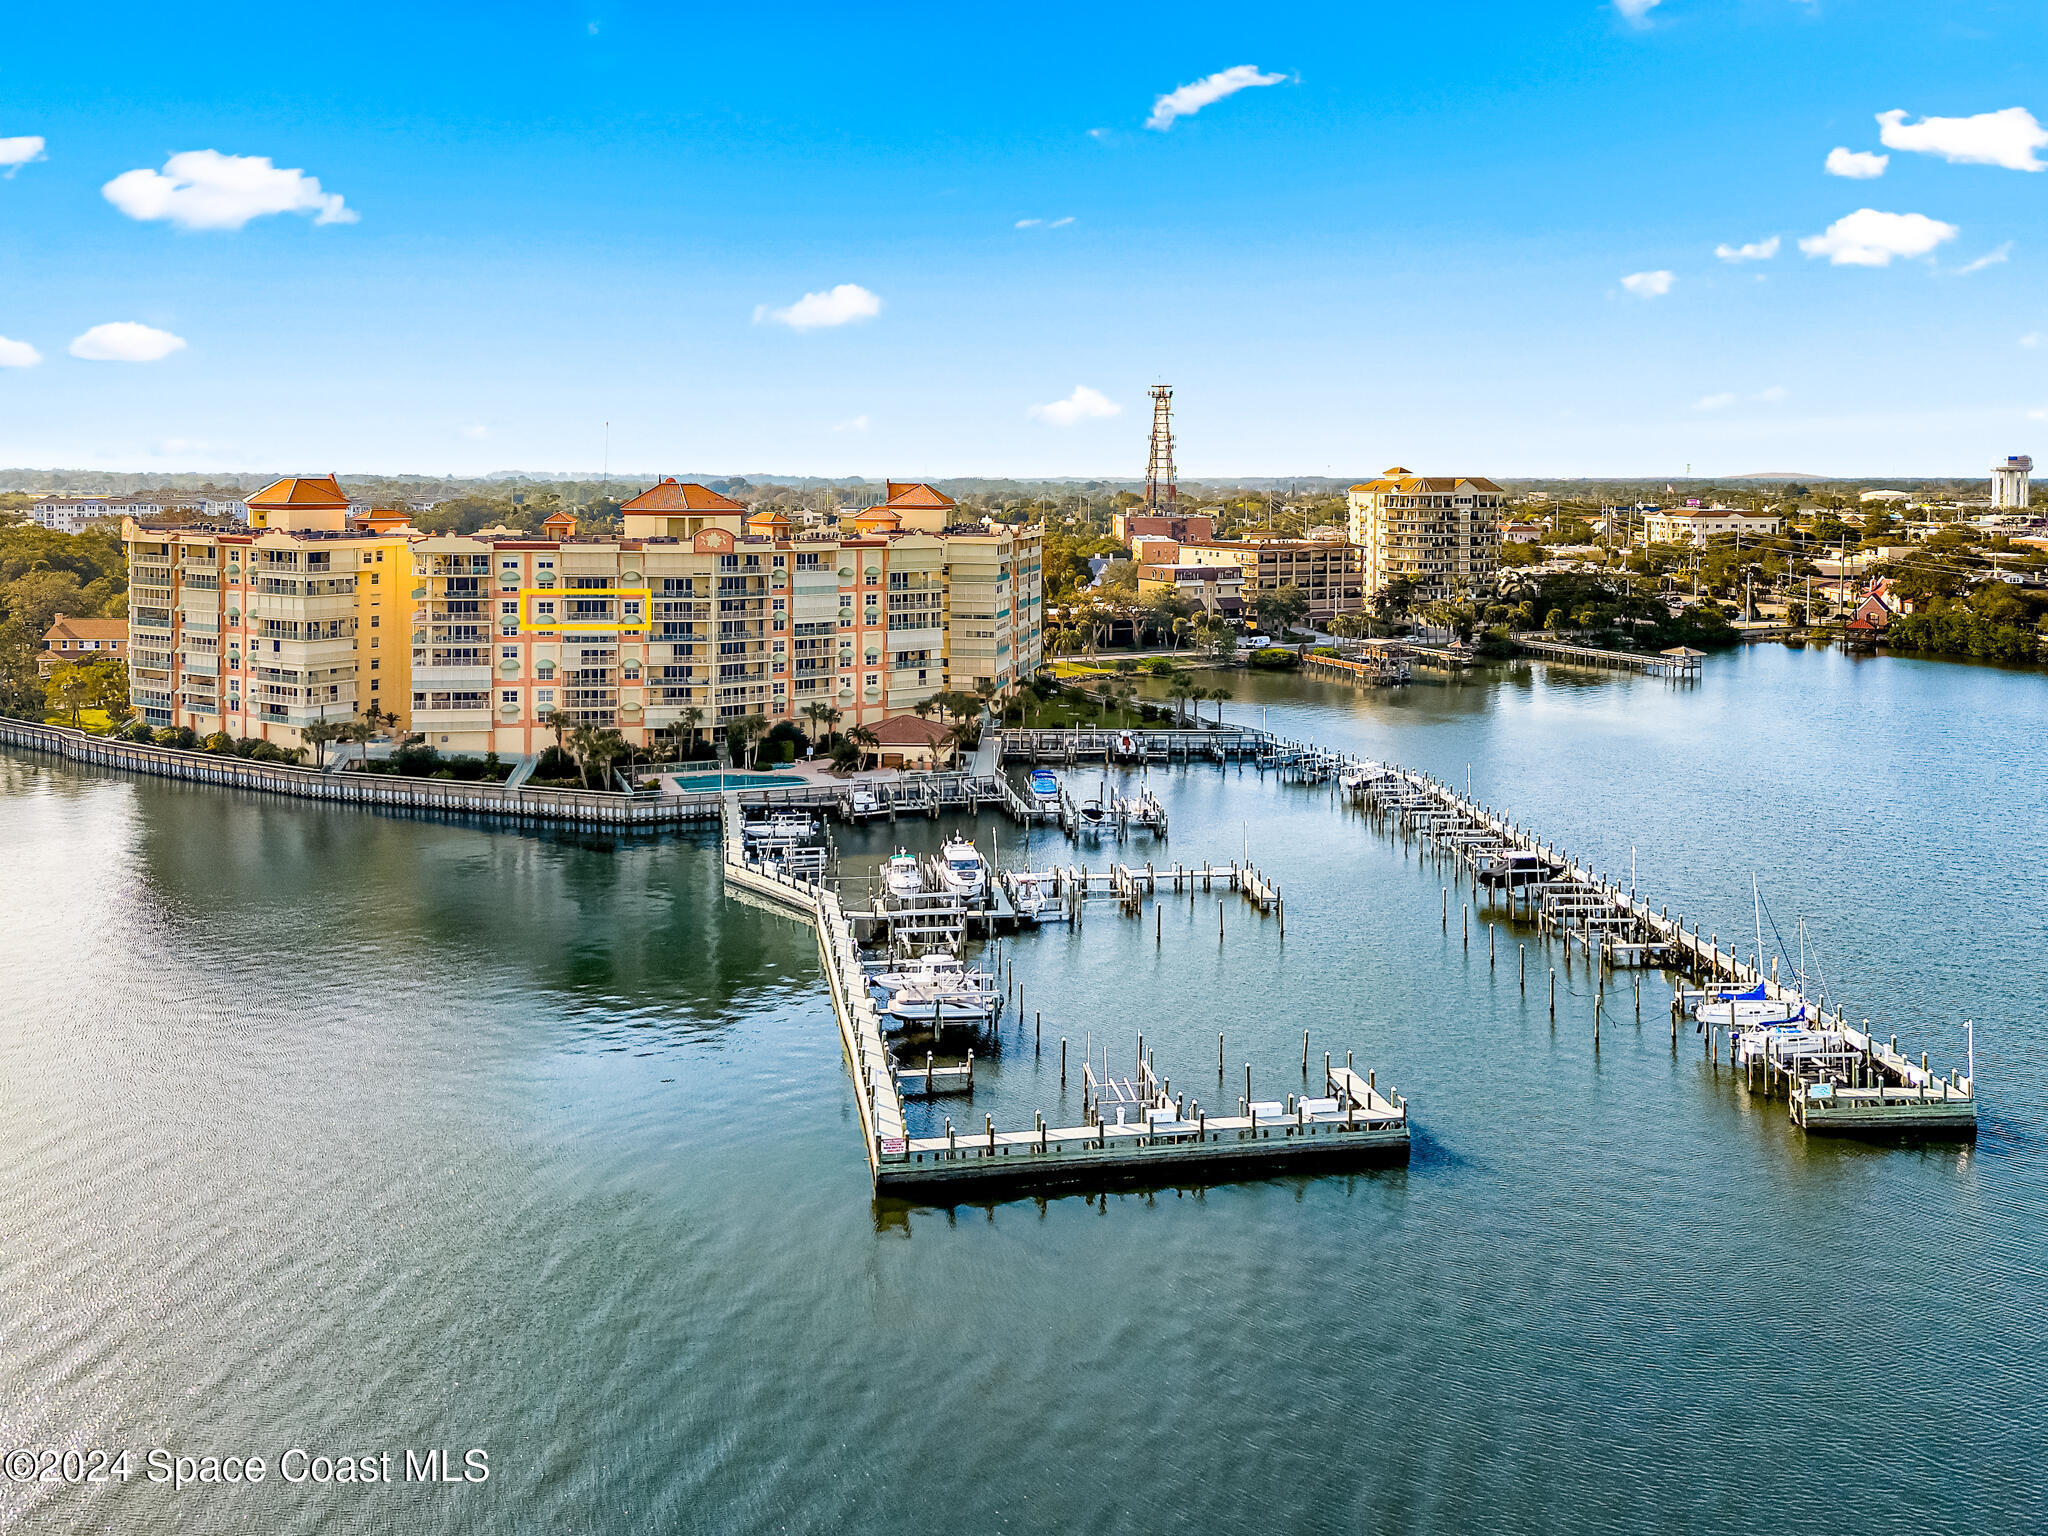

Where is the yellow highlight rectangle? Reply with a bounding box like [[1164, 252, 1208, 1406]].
[[519, 587, 651, 634]]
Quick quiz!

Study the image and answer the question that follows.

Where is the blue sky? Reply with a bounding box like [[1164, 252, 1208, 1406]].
[[4, 1, 2048, 480]]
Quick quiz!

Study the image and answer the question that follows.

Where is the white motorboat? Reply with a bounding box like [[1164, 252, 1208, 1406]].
[[1076, 796, 1110, 830], [1028, 768, 1060, 802], [868, 954, 999, 1025], [1006, 870, 1052, 922], [744, 812, 815, 843], [937, 835, 988, 901], [883, 851, 923, 900], [849, 785, 879, 817], [1114, 729, 1138, 758]]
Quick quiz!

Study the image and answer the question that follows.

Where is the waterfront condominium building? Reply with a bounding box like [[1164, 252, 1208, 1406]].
[[407, 480, 1043, 756], [121, 476, 415, 743], [1173, 536, 1366, 624], [1345, 469, 1505, 601]]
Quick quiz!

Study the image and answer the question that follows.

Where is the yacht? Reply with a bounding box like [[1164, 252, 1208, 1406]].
[[868, 954, 999, 1025], [883, 851, 923, 900], [1028, 768, 1060, 802], [937, 835, 989, 901], [744, 812, 814, 843]]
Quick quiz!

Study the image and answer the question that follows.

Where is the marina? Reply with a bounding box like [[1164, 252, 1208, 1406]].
[[4, 642, 2038, 1535]]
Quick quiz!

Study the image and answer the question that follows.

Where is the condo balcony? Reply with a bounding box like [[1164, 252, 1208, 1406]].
[[412, 663, 493, 690]]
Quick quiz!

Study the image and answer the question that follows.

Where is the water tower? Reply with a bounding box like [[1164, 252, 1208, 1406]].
[[1990, 454, 2031, 509]]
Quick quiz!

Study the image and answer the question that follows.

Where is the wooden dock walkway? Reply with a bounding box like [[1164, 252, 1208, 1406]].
[[1511, 634, 1704, 677]]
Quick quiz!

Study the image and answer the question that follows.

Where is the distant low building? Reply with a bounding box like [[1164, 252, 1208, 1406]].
[[1176, 536, 1364, 622], [1501, 521, 1545, 544], [1136, 562, 1245, 617], [1113, 512, 1216, 545], [38, 614, 128, 676], [1860, 489, 1912, 504], [1642, 507, 1782, 545], [867, 713, 955, 769]]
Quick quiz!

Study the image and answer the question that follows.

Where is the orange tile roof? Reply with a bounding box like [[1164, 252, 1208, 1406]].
[[43, 616, 127, 643], [620, 478, 747, 514], [868, 714, 953, 747], [246, 474, 350, 509], [881, 481, 956, 510], [1349, 475, 1505, 495], [852, 506, 902, 532]]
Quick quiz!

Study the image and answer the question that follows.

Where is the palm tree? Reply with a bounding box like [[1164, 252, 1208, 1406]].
[[1165, 678, 1193, 726], [846, 723, 880, 772], [565, 724, 601, 787], [800, 700, 837, 750], [726, 713, 769, 769], [943, 718, 977, 764], [544, 708, 570, 762], [301, 720, 341, 771], [681, 705, 706, 759], [912, 695, 937, 721]]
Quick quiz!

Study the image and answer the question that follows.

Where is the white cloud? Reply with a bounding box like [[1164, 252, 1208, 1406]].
[[0, 136, 46, 177], [1798, 208, 1958, 266], [460, 424, 489, 440], [1016, 216, 1075, 230], [1695, 392, 1736, 411], [2021, 332, 2041, 348], [1029, 385, 1121, 426], [1952, 241, 2013, 275], [1825, 146, 1888, 179], [2030, 407, 2048, 422], [1015, 218, 1041, 228], [1757, 385, 1789, 403], [69, 322, 186, 362], [833, 414, 870, 433], [102, 149, 356, 230], [1714, 236, 1780, 262], [1877, 107, 2048, 172], [1145, 65, 1286, 131], [1048, 216, 1074, 228], [752, 283, 882, 331], [1614, 0, 1660, 23], [1087, 127, 1109, 141], [1620, 269, 1674, 297], [0, 335, 41, 367]]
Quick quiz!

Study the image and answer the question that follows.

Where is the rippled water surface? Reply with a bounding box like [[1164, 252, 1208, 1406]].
[[1, 644, 2042, 1534]]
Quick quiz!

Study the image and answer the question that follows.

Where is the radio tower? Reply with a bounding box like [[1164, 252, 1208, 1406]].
[[1143, 385, 1177, 515]]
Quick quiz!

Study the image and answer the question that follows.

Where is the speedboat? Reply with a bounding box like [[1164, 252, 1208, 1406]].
[[1006, 870, 1052, 922], [1115, 729, 1138, 758], [883, 851, 923, 899], [849, 785, 879, 817], [1476, 850, 1552, 891], [937, 835, 988, 900], [1076, 796, 1109, 830], [1029, 768, 1059, 801]]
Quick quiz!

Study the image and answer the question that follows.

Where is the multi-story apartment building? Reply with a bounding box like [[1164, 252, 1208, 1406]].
[[408, 479, 1043, 756], [1641, 506, 1783, 546], [38, 614, 128, 676], [122, 476, 413, 742], [1346, 470, 1505, 600], [1175, 536, 1365, 623]]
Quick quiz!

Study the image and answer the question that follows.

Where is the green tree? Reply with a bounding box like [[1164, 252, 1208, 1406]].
[[1258, 583, 1310, 635], [846, 723, 880, 771]]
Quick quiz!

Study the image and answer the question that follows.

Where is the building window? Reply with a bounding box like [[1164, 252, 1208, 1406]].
[[502, 690, 520, 704], [537, 688, 555, 705]]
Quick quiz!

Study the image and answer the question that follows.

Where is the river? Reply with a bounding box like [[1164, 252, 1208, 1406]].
[[0, 643, 2040, 1534]]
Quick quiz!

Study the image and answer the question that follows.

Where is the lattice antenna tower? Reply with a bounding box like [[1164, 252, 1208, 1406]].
[[1143, 385, 1177, 514]]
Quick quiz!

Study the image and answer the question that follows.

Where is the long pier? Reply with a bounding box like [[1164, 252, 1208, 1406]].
[[719, 793, 1404, 1194], [1511, 634, 1704, 677]]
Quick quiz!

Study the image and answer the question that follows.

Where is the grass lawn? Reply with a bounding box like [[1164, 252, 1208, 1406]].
[[44, 710, 115, 733]]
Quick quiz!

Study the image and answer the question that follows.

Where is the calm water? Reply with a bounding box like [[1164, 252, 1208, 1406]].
[[2, 644, 2042, 1534]]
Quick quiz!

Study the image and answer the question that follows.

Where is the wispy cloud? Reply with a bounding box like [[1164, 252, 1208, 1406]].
[[0, 135, 45, 178], [2021, 332, 2041, 349], [1799, 209, 1958, 266], [1620, 269, 1674, 297], [103, 150, 356, 230], [1877, 107, 2048, 171], [1015, 216, 1075, 230], [1714, 236, 1780, 263], [69, 322, 186, 362], [1757, 385, 1789, 403], [1029, 386, 1121, 425], [459, 424, 489, 440], [1695, 392, 1737, 411], [0, 335, 41, 368], [833, 414, 869, 433], [1146, 65, 1286, 131], [753, 283, 882, 331], [1015, 218, 1041, 229], [1951, 241, 2013, 275], [1825, 146, 1888, 180], [1614, 0, 1661, 25]]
